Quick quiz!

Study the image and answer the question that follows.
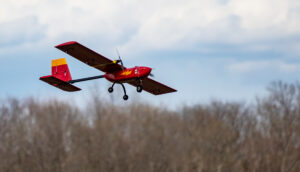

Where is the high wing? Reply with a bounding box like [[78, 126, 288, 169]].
[[55, 41, 123, 73], [128, 78, 177, 95]]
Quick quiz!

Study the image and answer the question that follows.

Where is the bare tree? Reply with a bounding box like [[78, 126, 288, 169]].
[[0, 81, 299, 172]]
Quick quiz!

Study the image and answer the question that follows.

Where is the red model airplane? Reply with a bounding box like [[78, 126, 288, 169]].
[[40, 41, 176, 100]]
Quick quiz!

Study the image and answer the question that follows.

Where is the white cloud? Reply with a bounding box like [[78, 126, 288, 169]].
[[227, 60, 300, 73], [0, 0, 299, 55], [0, 16, 44, 45], [121, 0, 300, 54]]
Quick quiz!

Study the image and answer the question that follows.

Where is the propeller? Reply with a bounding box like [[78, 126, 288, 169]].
[[116, 48, 124, 71], [149, 68, 155, 77]]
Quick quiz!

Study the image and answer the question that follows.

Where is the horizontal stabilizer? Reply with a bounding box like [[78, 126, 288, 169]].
[[40, 75, 81, 92]]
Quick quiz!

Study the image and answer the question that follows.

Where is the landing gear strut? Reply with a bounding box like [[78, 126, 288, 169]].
[[108, 83, 115, 93], [120, 83, 129, 100], [137, 79, 143, 93], [108, 82, 129, 100]]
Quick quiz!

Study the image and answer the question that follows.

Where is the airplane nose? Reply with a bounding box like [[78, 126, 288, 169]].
[[139, 67, 152, 77], [145, 67, 152, 76]]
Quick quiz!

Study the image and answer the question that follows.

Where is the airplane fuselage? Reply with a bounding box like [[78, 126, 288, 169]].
[[104, 66, 152, 83]]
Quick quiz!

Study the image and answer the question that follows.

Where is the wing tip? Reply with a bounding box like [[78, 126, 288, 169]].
[[55, 41, 78, 48], [156, 89, 177, 95]]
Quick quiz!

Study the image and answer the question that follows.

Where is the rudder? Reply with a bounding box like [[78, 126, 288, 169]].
[[51, 58, 72, 82]]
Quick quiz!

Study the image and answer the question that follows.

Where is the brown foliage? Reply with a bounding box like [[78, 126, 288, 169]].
[[0, 81, 300, 172]]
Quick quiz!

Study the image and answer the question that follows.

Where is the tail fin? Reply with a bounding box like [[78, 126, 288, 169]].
[[51, 58, 72, 82]]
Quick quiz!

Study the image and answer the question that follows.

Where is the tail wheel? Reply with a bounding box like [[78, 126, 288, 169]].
[[137, 85, 143, 93], [108, 87, 113, 93], [123, 95, 129, 100]]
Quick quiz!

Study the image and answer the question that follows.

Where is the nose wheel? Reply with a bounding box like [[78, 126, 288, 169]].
[[136, 79, 143, 93], [137, 85, 143, 93]]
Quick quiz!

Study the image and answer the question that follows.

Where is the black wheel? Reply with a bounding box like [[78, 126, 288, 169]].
[[123, 95, 129, 100], [137, 85, 143, 93], [108, 87, 113, 93]]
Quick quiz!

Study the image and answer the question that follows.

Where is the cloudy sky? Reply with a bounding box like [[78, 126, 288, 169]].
[[1, 0, 300, 107]]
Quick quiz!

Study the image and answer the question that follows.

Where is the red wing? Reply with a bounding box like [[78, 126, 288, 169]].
[[55, 41, 123, 73], [128, 78, 177, 95]]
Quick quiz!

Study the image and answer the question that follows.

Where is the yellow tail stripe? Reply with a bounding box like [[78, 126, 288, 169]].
[[52, 58, 67, 66]]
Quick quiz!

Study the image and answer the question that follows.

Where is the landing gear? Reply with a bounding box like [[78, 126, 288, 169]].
[[137, 85, 143, 93], [123, 95, 129, 100], [108, 82, 129, 100], [136, 79, 143, 93], [120, 83, 129, 101], [108, 83, 115, 93]]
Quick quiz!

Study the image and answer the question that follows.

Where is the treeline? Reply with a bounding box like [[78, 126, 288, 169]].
[[0, 81, 300, 172]]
